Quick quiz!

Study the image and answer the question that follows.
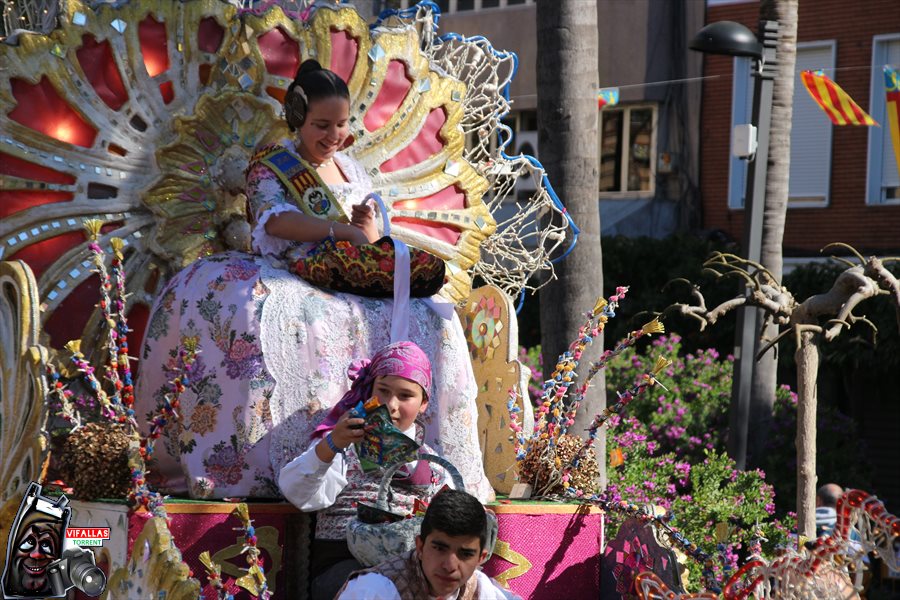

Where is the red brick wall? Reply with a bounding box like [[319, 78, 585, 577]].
[[699, 0, 900, 255]]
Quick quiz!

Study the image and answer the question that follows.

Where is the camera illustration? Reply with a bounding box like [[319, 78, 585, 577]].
[[46, 547, 106, 597], [2, 482, 106, 598]]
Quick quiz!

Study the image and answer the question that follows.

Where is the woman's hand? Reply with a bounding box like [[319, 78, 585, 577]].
[[345, 225, 373, 246], [350, 202, 379, 243]]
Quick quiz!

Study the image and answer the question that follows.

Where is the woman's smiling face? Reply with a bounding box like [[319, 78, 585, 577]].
[[296, 96, 351, 165]]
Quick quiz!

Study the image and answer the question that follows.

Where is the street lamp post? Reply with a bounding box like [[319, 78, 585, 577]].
[[691, 20, 779, 469]]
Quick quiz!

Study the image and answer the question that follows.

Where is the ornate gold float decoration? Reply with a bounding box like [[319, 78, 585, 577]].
[[0, 0, 497, 349], [0, 261, 48, 557], [106, 516, 200, 600], [461, 285, 531, 494], [490, 539, 533, 587]]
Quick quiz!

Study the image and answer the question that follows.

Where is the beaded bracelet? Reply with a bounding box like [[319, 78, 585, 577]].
[[324, 432, 344, 455]]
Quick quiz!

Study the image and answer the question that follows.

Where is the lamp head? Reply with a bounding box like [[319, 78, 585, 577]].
[[690, 21, 763, 60]]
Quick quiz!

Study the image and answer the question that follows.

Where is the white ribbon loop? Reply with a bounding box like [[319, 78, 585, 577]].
[[363, 193, 410, 342]]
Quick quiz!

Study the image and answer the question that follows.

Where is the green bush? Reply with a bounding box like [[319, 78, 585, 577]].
[[600, 334, 870, 516], [519, 338, 795, 588]]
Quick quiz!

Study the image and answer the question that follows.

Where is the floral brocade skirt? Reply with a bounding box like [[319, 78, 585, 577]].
[[135, 251, 492, 501]]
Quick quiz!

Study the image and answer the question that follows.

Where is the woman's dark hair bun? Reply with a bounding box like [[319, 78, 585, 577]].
[[283, 59, 351, 131], [295, 59, 323, 80]]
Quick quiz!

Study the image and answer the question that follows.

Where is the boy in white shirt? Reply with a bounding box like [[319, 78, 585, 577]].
[[336, 489, 520, 600]]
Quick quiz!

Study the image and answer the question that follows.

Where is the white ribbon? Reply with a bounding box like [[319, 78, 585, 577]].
[[364, 193, 410, 342]]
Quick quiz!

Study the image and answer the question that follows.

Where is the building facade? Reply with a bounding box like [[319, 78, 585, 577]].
[[700, 0, 900, 508], [699, 0, 900, 257]]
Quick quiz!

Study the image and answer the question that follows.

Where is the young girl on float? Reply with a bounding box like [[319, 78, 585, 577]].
[[280, 341, 447, 600]]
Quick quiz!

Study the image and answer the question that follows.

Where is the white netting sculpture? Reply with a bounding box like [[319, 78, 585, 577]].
[[380, 2, 578, 301]]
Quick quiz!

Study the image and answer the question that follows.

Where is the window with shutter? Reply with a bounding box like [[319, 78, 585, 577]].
[[867, 35, 900, 205], [728, 42, 836, 209], [598, 104, 657, 197]]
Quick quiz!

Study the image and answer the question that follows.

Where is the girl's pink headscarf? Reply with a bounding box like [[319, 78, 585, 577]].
[[312, 341, 432, 439]]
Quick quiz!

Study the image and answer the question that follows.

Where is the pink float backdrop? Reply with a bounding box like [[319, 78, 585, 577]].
[[128, 506, 306, 599], [482, 509, 604, 599]]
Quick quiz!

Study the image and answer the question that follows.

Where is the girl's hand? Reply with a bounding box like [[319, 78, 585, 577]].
[[329, 411, 366, 450], [350, 202, 379, 243]]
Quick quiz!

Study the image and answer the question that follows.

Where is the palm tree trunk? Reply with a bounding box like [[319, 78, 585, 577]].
[[748, 0, 799, 465], [536, 0, 605, 486]]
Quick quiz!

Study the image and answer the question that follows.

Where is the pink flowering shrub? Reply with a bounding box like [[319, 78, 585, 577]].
[[518, 335, 734, 462], [517, 334, 874, 587], [601, 334, 738, 463], [519, 333, 868, 509], [519, 340, 794, 587], [602, 413, 793, 588], [590, 334, 867, 512]]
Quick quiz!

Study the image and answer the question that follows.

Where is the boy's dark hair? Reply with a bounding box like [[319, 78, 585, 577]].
[[284, 59, 351, 131], [420, 489, 487, 550]]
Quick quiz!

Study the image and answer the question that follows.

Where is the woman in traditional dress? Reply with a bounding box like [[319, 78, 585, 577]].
[[135, 60, 492, 502]]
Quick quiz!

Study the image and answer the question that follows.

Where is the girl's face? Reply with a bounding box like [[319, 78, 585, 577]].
[[373, 375, 427, 431], [297, 96, 351, 165]]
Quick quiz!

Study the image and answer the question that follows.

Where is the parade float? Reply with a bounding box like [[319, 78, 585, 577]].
[[1, 1, 898, 598]]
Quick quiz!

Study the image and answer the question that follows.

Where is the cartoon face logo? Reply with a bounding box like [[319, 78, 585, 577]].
[[2, 483, 107, 599], [2, 483, 68, 598], [5, 518, 62, 595]]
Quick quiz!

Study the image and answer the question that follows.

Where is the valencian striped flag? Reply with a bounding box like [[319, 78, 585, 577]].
[[884, 65, 900, 180], [800, 70, 878, 126]]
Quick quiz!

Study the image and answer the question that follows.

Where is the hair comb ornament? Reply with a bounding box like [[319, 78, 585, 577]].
[[285, 83, 309, 130]]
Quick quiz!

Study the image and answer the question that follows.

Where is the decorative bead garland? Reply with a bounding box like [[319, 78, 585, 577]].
[[558, 316, 665, 439], [129, 343, 198, 517], [233, 503, 272, 599], [110, 237, 136, 428], [81, 219, 124, 420], [64, 339, 114, 419], [199, 550, 235, 600], [531, 287, 629, 442], [46, 363, 78, 426], [563, 356, 672, 488], [515, 288, 629, 495], [58, 220, 191, 517], [508, 287, 672, 498]]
